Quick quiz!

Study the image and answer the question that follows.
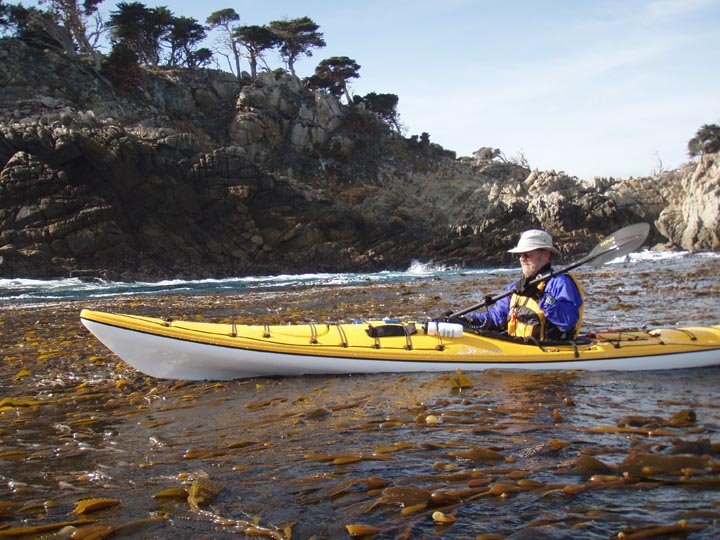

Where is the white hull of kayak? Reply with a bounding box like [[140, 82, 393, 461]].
[[81, 319, 720, 381]]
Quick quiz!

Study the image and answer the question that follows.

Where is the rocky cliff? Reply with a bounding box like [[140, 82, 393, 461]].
[[1, 39, 718, 280]]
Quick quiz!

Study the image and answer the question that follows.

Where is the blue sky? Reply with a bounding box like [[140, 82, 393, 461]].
[[42, 0, 720, 178]]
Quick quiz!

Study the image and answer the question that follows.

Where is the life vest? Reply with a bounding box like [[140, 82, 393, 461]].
[[507, 275, 584, 341]]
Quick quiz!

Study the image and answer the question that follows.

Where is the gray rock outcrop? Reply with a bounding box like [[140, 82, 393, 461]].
[[0, 39, 718, 279], [656, 156, 720, 250]]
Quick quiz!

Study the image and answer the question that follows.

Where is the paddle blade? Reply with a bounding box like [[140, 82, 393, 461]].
[[584, 223, 650, 266]]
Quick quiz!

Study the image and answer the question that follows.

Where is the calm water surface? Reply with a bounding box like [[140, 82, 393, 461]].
[[1, 253, 720, 539]]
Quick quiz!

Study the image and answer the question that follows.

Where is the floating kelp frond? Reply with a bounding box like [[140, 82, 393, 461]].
[[373, 441, 416, 454], [104, 513, 169, 536], [346, 523, 380, 537], [0, 449, 28, 460], [245, 397, 287, 410], [225, 440, 260, 449], [562, 483, 588, 496], [303, 452, 335, 462], [182, 448, 228, 459], [617, 415, 664, 428], [70, 498, 121, 515], [327, 399, 369, 412], [432, 486, 491, 504], [366, 477, 391, 489], [332, 454, 384, 465], [616, 519, 705, 539], [432, 461, 458, 471], [13, 369, 30, 381], [432, 510, 456, 524], [400, 502, 427, 516], [573, 454, 615, 479], [487, 483, 521, 496], [0, 519, 96, 537], [450, 369, 474, 390], [320, 479, 366, 500], [379, 486, 431, 507], [583, 425, 676, 437], [153, 487, 188, 500], [668, 438, 714, 455], [666, 409, 697, 426], [516, 478, 545, 489], [65, 524, 114, 538], [449, 446, 505, 462], [618, 409, 697, 428], [589, 474, 624, 482], [619, 454, 709, 476], [547, 438, 570, 450], [303, 407, 333, 420], [0, 397, 44, 408], [0, 501, 21, 518]]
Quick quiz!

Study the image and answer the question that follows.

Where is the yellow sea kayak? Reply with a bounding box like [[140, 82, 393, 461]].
[[79, 309, 720, 380]]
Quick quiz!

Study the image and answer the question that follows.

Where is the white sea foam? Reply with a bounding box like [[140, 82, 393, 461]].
[[406, 260, 448, 274], [1, 251, 716, 304], [605, 249, 720, 265]]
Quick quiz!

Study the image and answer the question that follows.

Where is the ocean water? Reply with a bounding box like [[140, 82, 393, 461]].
[[1, 250, 714, 305], [0, 260, 498, 304], [1, 250, 720, 539]]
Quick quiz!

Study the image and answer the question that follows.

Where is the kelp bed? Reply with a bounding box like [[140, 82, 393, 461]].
[[1, 256, 720, 539]]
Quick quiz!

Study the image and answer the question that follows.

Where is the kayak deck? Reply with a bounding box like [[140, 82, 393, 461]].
[[80, 310, 720, 380]]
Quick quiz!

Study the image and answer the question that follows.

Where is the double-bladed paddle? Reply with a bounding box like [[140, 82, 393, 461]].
[[448, 222, 651, 319]]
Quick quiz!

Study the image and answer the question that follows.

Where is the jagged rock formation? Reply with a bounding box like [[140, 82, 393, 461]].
[[655, 156, 720, 249], [0, 39, 718, 279]]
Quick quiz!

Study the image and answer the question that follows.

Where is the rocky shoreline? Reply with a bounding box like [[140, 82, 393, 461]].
[[1, 39, 718, 280]]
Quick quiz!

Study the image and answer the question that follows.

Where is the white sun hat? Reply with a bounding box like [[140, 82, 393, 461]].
[[508, 229, 562, 256]]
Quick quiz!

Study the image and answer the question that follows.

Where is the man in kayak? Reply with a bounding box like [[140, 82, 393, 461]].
[[459, 229, 584, 341]]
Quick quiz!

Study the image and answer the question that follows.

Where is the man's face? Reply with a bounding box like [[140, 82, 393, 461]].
[[519, 249, 552, 277]]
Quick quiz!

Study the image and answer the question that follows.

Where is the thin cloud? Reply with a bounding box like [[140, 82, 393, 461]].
[[643, 0, 718, 21]]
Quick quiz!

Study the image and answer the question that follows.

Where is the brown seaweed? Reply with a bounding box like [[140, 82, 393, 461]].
[[1, 263, 719, 539]]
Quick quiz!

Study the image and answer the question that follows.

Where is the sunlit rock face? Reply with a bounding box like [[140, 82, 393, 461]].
[[656, 154, 720, 250]]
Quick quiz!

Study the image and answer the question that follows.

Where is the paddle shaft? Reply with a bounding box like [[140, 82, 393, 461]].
[[448, 224, 650, 319]]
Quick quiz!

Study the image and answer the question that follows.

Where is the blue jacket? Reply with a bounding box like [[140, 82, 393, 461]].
[[464, 272, 583, 335]]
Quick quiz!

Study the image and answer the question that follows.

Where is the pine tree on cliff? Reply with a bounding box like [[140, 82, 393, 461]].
[[165, 15, 210, 68], [269, 17, 325, 76], [310, 56, 361, 105], [234, 25, 279, 80], [44, 0, 104, 67], [0, 4, 56, 46], [1, 0, 104, 69], [359, 92, 402, 133], [108, 2, 173, 66], [206, 8, 242, 78], [688, 124, 720, 157]]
